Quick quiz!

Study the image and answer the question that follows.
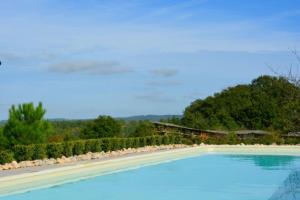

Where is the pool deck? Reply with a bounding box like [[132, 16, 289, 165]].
[[0, 145, 300, 197]]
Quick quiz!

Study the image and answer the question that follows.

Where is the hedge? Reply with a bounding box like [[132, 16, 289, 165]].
[[33, 144, 47, 160], [47, 143, 64, 158], [4, 135, 182, 164], [0, 150, 14, 164], [1, 135, 297, 165], [13, 145, 34, 162]]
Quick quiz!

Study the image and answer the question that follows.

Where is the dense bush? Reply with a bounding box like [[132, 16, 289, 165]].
[[162, 135, 169, 145], [284, 138, 299, 145], [127, 121, 156, 137], [0, 150, 14, 164], [154, 136, 162, 146], [64, 141, 75, 157], [3, 102, 52, 146], [139, 137, 146, 147], [73, 140, 85, 155], [47, 143, 64, 158], [101, 138, 111, 152], [13, 145, 34, 161], [125, 138, 133, 149], [33, 144, 47, 160], [182, 76, 300, 132], [146, 136, 155, 146], [226, 132, 238, 144]]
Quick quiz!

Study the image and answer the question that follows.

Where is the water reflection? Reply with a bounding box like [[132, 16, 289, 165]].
[[269, 170, 300, 200], [227, 155, 297, 170]]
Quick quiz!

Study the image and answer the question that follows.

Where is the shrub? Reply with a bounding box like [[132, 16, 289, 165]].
[[225, 132, 238, 144], [0, 150, 14, 164], [174, 135, 182, 144], [118, 138, 126, 149], [191, 137, 201, 145], [154, 136, 162, 146], [101, 138, 111, 152], [284, 138, 299, 145], [146, 136, 155, 146], [32, 144, 47, 160], [182, 138, 193, 145], [13, 145, 34, 161], [85, 139, 101, 153], [64, 141, 75, 157], [139, 137, 146, 147], [162, 135, 169, 145], [131, 138, 139, 148], [260, 135, 273, 145], [168, 135, 175, 144], [125, 138, 133, 148], [47, 143, 64, 158], [242, 137, 256, 145], [110, 138, 120, 151], [73, 140, 85, 155]]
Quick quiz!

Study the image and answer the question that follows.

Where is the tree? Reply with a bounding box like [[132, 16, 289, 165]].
[[3, 102, 52, 146], [80, 115, 121, 139], [182, 75, 300, 132], [128, 121, 156, 137]]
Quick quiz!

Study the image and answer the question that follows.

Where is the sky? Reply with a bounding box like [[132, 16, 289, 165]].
[[0, 0, 300, 120]]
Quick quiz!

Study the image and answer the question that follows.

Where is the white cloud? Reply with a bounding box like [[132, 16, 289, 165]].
[[150, 69, 178, 77], [48, 60, 133, 75]]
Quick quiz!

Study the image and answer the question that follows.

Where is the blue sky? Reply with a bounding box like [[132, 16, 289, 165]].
[[0, 0, 300, 119]]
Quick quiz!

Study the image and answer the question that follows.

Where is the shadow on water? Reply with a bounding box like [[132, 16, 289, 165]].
[[226, 155, 297, 170], [269, 170, 300, 200]]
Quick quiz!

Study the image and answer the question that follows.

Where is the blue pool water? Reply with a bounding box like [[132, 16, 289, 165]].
[[1, 154, 300, 200]]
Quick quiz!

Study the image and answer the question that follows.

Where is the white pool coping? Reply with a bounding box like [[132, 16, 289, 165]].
[[0, 145, 300, 197]]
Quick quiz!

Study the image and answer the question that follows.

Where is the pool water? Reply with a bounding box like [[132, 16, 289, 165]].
[[2, 154, 300, 200]]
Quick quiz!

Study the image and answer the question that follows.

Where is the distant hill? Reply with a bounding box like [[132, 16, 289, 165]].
[[0, 115, 182, 127], [117, 115, 182, 122]]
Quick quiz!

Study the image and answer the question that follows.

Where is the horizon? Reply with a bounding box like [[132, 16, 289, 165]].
[[1, 0, 300, 120]]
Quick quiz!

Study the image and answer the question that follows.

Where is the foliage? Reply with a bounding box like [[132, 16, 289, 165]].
[[50, 120, 88, 141], [0, 150, 14, 164], [182, 76, 300, 132], [160, 116, 182, 125], [3, 102, 52, 146], [47, 143, 64, 158], [226, 132, 238, 144], [13, 145, 34, 161], [125, 121, 156, 137], [73, 140, 85, 155], [32, 144, 47, 160], [80, 116, 122, 139], [64, 141, 75, 157]]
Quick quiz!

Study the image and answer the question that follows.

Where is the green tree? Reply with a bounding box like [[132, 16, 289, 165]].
[[182, 75, 300, 132], [80, 115, 121, 139], [128, 121, 156, 137], [3, 102, 52, 146]]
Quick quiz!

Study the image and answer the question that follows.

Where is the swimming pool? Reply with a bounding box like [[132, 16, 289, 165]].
[[1, 154, 299, 200]]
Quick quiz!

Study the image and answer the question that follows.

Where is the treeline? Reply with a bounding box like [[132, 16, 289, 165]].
[[171, 76, 299, 133], [0, 103, 158, 150]]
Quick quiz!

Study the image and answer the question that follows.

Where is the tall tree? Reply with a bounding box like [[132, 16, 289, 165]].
[[3, 102, 52, 146]]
